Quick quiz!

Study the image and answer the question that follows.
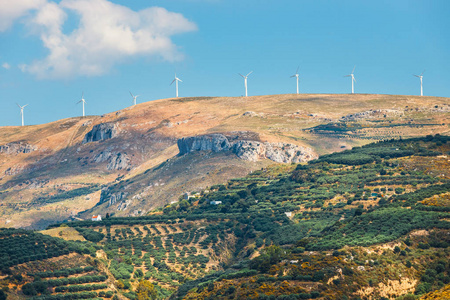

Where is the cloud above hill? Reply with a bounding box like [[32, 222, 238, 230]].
[[1, 0, 197, 79]]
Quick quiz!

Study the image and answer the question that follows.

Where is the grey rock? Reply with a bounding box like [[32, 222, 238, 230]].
[[92, 151, 113, 163], [177, 134, 231, 154], [107, 152, 131, 170], [83, 123, 119, 144], [233, 140, 265, 161], [177, 132, 318, 163], [4, 165, 25, 176], [92, 150, 131, 170], [264, 142, 317, 163], [0, 142, 37, 154], [100, 191, 128, 207]]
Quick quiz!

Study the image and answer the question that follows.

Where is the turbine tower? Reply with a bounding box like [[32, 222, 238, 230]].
[[77, 92, 86, 117], [290, 66, 300, 94], [129, 91, 139, 106], [239, 71, 253, 97], [344, 66, 356, 94], [170, 73, 182, 98], [16, 103, 28, 126], [413, 70, 425, 96]]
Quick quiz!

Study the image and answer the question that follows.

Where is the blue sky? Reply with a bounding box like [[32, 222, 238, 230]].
[[0, 0, 449, 126]]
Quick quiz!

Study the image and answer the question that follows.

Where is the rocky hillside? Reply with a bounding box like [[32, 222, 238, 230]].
[[0, 94, 448, 229], [0, 135, 448, 300]]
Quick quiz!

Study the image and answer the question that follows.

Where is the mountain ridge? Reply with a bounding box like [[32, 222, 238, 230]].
[[0, 93, 448, 229]]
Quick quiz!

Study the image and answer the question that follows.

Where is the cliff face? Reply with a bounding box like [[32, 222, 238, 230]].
[[83, 123, 119, 144], [177, 134, 231, 154], [177, 132, 318, 163]]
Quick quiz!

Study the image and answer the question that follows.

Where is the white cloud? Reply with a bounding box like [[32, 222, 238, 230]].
[[2, 62, 10, 69], [16, 0, 198, 79], [0, 0, 46, 32]]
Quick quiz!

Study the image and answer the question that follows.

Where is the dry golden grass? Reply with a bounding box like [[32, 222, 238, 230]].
[[0, 93, 448, 229], [40, 226, 86, 241]]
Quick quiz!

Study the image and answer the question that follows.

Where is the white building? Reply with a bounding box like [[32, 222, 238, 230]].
[[92, 215, 102, 221]]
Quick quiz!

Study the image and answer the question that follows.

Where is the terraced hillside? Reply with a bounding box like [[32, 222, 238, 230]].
[[0, 94, 449, 229], [1, 135, 447, 300]]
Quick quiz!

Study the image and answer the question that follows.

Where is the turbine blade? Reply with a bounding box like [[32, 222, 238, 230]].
[[413, 74, 419, 78], [296, 66, 299, 74], [246, 71, 253, 77], [178, 79, 183, 82], [353, 77, 357, 83], [290, 75, 296, 78], [238, 73, 245, 78], [170, 79, 176, 85], [136, 95, 140, 98], [129, 91, 134, 98], [421, 70, 425, 76], [23, 104, 28, 108], [352, 66, 356, 74], [344, 75, 351, 77], [16, 103, 21, 108]]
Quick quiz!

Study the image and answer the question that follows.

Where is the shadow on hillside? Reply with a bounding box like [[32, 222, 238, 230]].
[[1, 130, 177, 190]]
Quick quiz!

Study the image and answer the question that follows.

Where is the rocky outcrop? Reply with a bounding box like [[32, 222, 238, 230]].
[[341, 109, 404, 121], [0, 142, 37, 154], [4, 165, 25, 176], [92, 150, 131, 170], [177, 132, 318, 163], [178, 134, 231, 154], [233, 140, 317, 163], [83, 123, 119, 144], [232, 140, 265, 161], [100, 191, 128, 207], [107, 153, 131, 170]]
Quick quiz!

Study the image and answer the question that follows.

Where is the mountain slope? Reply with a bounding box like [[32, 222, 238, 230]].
[[0, 94, 449, 228], [0, 135, 448, 300]]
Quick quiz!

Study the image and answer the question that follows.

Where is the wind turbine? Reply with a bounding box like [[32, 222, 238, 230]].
[[413, 70, 425, 96], [344, 66, 356, 94], [239, 71, 253, 97], [129, 91, 139, 106], [77, 92, 86, 117], [290, 66, 300, 94], [16, 103, 28, 126], [170, 73, 182, 98]]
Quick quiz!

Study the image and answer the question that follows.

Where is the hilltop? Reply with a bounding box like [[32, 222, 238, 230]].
[[0, 94, 449, 229]]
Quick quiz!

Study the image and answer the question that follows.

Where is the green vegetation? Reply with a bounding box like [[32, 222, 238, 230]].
[[1, 135, 449, 299], [0, 229, 80, 271], [74, 227, 105, 243]]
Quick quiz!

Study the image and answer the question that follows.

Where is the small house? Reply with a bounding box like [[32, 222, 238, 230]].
[[284, 212, 293, 217], [210, 200, 222, 205], [92, 215, 102, 221]]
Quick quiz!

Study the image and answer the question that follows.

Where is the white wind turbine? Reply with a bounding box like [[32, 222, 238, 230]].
[[129, 91, 139, 106], [290, 66, 300, 94], [77, 92, 86, 117], [16, 103, 28, 126], [344, 66, 356, 94], [413, 70, 425, 96], [239, 71, 253, 97], [170, 73, 182, 98]]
